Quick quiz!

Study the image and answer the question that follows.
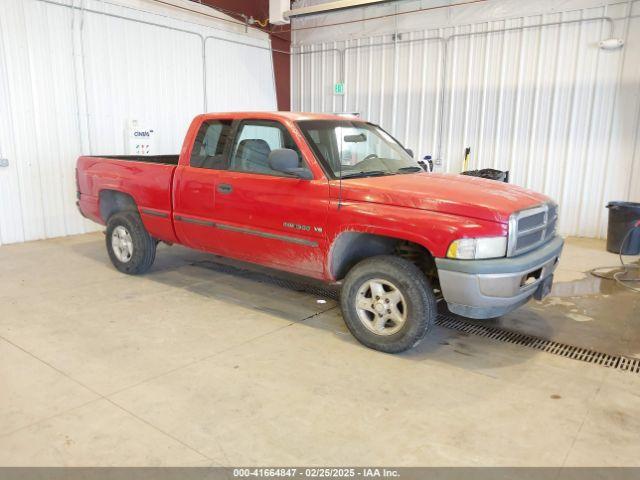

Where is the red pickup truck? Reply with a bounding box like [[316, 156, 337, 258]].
[[77, 112, 563, 352]]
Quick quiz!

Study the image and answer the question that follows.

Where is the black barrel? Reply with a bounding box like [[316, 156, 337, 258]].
[[606, 201, 640, 255]]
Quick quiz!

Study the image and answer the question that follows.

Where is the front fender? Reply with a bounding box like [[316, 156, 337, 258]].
[[325, 201, 507, 279]]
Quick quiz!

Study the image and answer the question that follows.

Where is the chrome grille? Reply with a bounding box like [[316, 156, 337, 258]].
[[508, 202, 558, 256], [518, 212, 545, 231]]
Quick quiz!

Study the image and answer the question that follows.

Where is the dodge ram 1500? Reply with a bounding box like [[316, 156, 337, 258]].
[[76, 112, 563, 352]]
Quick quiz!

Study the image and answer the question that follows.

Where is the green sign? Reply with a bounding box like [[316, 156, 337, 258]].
[[334, 82, 345, 95]]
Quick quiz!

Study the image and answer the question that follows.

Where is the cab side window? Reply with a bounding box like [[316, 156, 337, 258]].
[[190, 120, 233, 169], [229, 120, 304, 176]]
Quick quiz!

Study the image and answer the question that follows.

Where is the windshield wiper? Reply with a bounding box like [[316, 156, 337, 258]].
[[340, 170, 390, 179], [396, 166, 424, 174]]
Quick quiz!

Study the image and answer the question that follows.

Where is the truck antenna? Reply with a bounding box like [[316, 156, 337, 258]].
[[338, 154, 343, 209]]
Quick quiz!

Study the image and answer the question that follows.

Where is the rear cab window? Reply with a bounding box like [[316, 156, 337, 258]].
[[190, 119, 233, 169]]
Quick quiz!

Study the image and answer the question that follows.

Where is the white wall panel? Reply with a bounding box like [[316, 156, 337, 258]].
[[81, 9, 204, 155], [0, 0, 86, 243], [205, 38, 276, 112], [0, 0, 276, 245], [291, 0, 640, 238], [0, 17, 25, 244]]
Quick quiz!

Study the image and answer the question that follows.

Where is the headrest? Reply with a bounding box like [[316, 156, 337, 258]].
[[237, 139, 271, 159]]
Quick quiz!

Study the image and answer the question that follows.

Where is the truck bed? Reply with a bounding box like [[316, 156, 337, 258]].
[[76, 155, 178, 243]]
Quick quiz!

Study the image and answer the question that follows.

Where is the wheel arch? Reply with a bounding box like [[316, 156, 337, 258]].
[[99, 189, 138, 222], [328, 230, 438, 282]]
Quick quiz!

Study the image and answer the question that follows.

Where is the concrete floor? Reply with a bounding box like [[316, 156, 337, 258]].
[[0, 233, 639, 466]]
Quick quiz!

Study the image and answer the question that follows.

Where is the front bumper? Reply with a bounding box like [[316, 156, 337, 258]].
[[435, 236, 564, 319]]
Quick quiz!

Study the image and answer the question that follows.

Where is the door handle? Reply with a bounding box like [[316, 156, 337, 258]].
[[217, 183, 233, 194]]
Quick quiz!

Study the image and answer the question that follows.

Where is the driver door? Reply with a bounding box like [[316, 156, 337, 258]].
[[210, 119, 329, 278]]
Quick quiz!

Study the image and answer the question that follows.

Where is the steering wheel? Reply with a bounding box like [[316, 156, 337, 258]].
[[362, 153, 378, 161]]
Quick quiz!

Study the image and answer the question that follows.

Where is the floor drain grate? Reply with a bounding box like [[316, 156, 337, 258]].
[[191, 260, 639, 373], [436, 314, 640, 373]]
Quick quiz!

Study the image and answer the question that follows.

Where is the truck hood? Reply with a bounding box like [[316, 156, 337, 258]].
[[338, 172, 549, 224]]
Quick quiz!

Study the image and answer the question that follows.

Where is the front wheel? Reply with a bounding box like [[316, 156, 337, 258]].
[[340, 255, 436, 353], [105, 211, 156, 274]]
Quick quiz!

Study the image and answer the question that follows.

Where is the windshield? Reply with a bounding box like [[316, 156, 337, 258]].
[[297, 120, 421, 179]]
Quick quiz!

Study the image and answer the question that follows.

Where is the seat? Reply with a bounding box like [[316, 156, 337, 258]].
[[234, 139, 274, 174], [194, 124, 228, 169]]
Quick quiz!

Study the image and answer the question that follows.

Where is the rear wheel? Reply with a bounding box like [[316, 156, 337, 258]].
[[340, 255, 436, 353], [105, 211, 156, 274]]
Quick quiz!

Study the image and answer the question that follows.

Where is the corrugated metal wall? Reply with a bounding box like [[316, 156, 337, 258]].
[[291, 0, 640, 238], [0, 0, 276, 245]]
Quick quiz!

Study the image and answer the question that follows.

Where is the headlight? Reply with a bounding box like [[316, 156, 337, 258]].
[[446, 236, 507, 260]]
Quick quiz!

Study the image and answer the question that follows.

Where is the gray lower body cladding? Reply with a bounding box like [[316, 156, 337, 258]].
[[435, 236, 564, 319]]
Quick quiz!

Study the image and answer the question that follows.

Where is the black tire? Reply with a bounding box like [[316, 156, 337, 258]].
[[105, 211, 156, 275], [340, 255, 436, 353]]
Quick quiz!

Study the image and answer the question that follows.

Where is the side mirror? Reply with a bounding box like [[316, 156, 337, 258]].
[[269, 149, 313, 180], [406, 148, 414, 158]]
